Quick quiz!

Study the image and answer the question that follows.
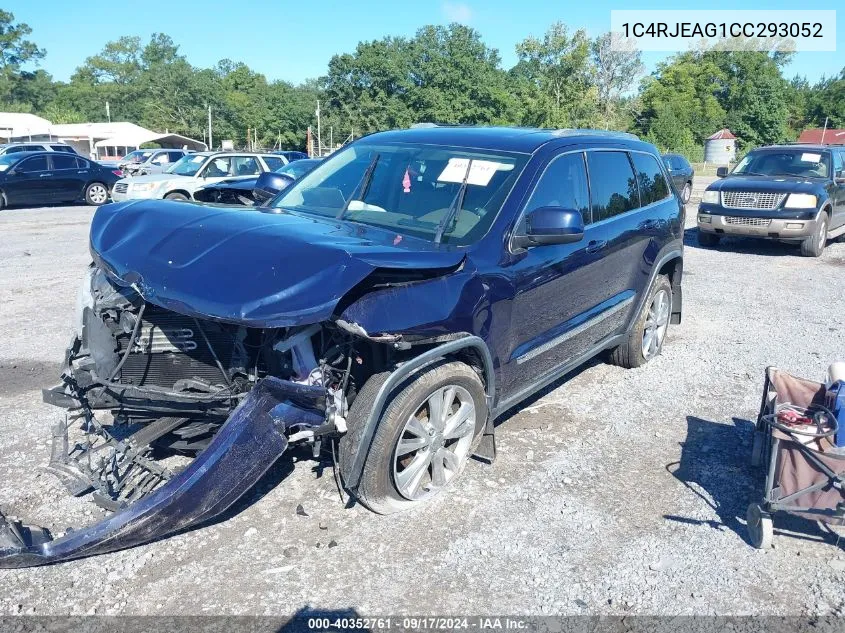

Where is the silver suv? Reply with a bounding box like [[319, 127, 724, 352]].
[[119, 149, 191, 176], [0, 142, 78, 155]]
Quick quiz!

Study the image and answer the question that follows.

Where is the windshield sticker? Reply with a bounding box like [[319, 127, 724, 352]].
[[801, 152, 822, 163], [437, 159, 513, 186], [402, 167, 411, 193]]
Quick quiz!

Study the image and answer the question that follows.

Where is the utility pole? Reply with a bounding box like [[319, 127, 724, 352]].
[[106, 101, 111, 123], [207, 105, 213, 150], [821, 116, 829, 144], [316, 100, 322, 157]]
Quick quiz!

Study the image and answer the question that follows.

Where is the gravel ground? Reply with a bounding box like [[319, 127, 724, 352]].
[[1, 202, 845, 617]]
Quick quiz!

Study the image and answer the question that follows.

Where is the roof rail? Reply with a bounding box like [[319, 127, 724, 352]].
[[552, 128, 640, 140]]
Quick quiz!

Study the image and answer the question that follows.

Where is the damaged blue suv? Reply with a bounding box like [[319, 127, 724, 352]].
[[1, 127, 684, 567]]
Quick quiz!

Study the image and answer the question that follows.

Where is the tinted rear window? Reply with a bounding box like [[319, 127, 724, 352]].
[[51, 154, 79, 170], [630, 153, 671, 206], [587, 151, 639, 222]]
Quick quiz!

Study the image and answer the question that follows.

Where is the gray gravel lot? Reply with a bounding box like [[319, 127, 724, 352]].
[[1, 202, 844, 616]]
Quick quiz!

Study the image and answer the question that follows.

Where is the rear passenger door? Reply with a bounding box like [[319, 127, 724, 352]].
[[48, 154, 87, 202], [501, 151, 616, 395], [587, 149, 675, 332]]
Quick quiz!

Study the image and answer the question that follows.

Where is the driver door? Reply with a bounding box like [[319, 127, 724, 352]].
[[499, 151, 613, 396]]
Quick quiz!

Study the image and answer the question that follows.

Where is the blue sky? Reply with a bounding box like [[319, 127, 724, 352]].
[[8, 0, 842, 85]]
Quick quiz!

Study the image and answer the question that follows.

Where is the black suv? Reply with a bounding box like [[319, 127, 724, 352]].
[[698, 144, 845, 256]]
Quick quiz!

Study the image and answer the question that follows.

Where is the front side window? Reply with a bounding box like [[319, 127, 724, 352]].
[[524, 152, 590, 223], [587, 151, 639, 222], [833, 151, 844, 177], [273, 142, 528, 245], [201, 157, 232, 177], [17, 156, 49, 173], [732, 150, 831, 179], [630, 153, 671, 206]]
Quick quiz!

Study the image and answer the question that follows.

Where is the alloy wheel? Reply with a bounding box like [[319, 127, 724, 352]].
[[89, 184, 108, 204], [393, 385, 476, 500], [642, 289, 670, 360]]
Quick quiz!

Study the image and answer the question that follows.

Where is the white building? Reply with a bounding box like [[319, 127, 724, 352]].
[[0, 113, 207, 159]]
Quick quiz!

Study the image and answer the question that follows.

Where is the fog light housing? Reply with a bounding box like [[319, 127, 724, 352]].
[[698, 215, 712, 224], [785, 222, 804, 229]]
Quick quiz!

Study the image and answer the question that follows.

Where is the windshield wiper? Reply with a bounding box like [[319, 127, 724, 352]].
[[434, 159, 473, 245], [337, 153, 380, 220]]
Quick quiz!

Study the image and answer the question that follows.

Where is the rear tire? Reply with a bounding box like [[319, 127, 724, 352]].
[[800, 211, 827, 257], [84, 182, 109, 206], [697, 231, 720, 247], [609, 275, 672, 369], [339, 361, 487, 514], [165, 192, 189, 201]]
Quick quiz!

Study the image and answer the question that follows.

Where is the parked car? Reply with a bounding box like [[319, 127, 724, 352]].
[[0, 151, 121, 208], [0, 142, 78, 155], [110, 152, 284, 201], [193, 158, 322, 205], [697, 144, 845, 256], [662, 153, 695, 203], [2, 127, 684, 567], [119, 149, 191, 176], [272, 150, 309, 162]]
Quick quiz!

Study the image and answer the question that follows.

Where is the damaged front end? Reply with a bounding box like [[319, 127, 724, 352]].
[[1, 267, 356, 568]]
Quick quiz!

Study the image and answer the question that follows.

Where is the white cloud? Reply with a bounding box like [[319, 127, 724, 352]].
[[441, 1, 472, 23]]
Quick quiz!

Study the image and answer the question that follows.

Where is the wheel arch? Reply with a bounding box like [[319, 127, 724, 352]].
[[164, 189, 192, 199], [342, 335, 495, 491], [627, 247, 683, 333]]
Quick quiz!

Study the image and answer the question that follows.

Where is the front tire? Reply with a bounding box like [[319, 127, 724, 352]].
[[84, 182, 109, 206], [609, 275, 672, 369], [800, 211, 828, 257], [681, 181, 691, 204], [339, 361, 487, 514], [165, 192, 189, 201]]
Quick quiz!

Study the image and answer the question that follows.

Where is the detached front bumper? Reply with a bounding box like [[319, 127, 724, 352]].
[[697, 209, 819, 240], [0, 377, 325, 568]]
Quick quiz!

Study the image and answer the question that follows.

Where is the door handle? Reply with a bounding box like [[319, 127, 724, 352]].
[[39, 173, 53, 177], [585, 239, 607, 253]]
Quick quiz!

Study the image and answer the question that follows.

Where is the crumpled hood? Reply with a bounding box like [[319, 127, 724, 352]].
[[90, 200, 464, 327]]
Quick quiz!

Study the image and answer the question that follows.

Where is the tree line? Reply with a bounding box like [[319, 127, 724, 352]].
[[1, 10, 843, 158]]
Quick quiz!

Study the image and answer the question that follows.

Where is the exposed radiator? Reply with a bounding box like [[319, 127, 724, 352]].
[[117, 307, 236, 389]]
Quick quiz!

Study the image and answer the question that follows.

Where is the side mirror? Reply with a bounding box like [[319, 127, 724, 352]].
[[253, 172, 294, 205], [513, 207, 585, 249], [716, 166, 729, 178]]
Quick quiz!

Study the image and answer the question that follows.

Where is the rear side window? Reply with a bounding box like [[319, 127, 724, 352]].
[[524, 152, 590, 223], [233, 156, 261, 175], [586, 151, 639, 222], [51, 145, 73, 153], [168, 151, 184, 162], [630, 153, 671, 206], [51, 154, 78, 170], [6, 146, 26, 153], [263, 156, 286, 171]]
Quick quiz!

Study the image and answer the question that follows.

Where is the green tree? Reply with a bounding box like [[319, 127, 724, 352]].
[[512, 23, 597, 128], [0, 10, 46, 104], [591, 33, 643, 130]]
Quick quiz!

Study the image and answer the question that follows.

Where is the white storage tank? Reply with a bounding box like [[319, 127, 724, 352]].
[[705, 129, 737, 164]]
